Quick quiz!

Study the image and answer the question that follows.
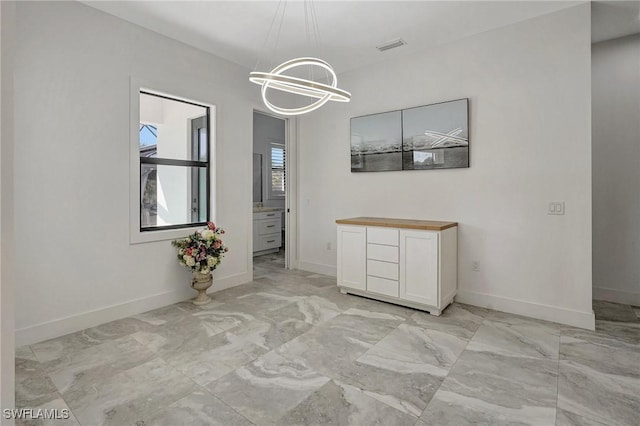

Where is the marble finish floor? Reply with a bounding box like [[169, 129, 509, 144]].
[[15, 264, 640, 425]]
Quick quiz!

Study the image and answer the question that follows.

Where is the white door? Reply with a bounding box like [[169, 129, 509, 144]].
[[337, 225, 366, 291], [399, 230, 439, 306]]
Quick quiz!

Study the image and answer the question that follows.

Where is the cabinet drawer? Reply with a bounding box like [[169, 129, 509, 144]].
[[367, 259, 398, 280], [367, 275, 399, 298], [258, 219, 280, 235], [367, 227, 398, 246], [367, 244, 399, 263], [254, 211, 281, 220], [260, 233, 281, 250]]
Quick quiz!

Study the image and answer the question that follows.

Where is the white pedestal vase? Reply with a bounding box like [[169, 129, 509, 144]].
[[191, 271, 213, 305]]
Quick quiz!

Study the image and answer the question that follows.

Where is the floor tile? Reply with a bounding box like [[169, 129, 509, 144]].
[[560, 335, 640, 377], [593, 300, 639, 323], [134, 390, 253, 426], [357, 323, 468, 378], [44, 335, 157, 397], [593, 320, 640, 345], [315, 286, 418, 320], [297, 273, 337, 288], [309, 286, 363, 311], [29, 332, 104, 365], [162, 323, 271, 386], [272, 311, 440, 417], [555, 408, 607, 426], [326, 361, 443, 418], [409, 303, 488, 340], [130, 315, 227, 361], [15, 347, 59, 408], [257, 274, 336, 297], [275, 309, 405, 374], [131, 302, 204, 326], [562, 320, 640, 347], [43, 336, 156, 397], [212, 282, 266, 301], [30, 317, 157, 363], [261, 295, 342, 326], [16, 345, 38, 361], [557, 335, 640, 426], [214, 286, 307, 315], [421, 350, 558, 425], [190, 305, 261, 332], [15, 258, 640, 426], [466, 319, 560, 360], [65, 358, 196, 426], [487, 310, 562, 335], [207, 350, 330, 425], [277, 379, 416, 426], [226, 317, 312, 352]]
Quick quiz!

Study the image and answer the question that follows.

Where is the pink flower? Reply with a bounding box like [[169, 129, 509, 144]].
[[207, 222, 216, 230], [213, 240, 222, 249]]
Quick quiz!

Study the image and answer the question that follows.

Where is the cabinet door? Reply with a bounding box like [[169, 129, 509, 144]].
[[337, 225, 366, 291], [399, 230, 439, 306]]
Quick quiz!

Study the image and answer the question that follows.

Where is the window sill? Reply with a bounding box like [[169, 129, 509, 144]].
[[130, 224, 204, 245]]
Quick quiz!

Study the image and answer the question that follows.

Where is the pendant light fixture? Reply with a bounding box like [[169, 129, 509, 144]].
[[249, 0, 351, 116]]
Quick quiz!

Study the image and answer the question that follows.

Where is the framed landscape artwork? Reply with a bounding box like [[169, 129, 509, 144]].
[[350, 110, 402, 172], [350, 98, 469, 172]]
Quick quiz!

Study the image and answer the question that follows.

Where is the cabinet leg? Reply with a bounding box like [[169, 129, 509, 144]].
[[339, 288, 348, 295], [430, 308, 442, 316]]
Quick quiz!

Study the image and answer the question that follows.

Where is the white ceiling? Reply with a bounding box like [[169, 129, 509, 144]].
[[82, 1, 590, 74]]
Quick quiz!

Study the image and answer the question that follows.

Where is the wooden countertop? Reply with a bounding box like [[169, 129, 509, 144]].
[[335, 217, 457, 231]]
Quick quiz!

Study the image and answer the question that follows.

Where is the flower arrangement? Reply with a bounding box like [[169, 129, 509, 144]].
[[171, 222, 228, 275]]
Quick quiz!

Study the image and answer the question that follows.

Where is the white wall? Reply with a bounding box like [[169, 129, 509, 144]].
[[253, 111, 286, 209], [13, 1, 257, 345], [592, 34, 640, 306], [297, 4, 594, 328], [1, 1, 16, 420]]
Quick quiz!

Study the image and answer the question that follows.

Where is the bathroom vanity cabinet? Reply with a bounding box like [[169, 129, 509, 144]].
[[253, 210, 283, 254]]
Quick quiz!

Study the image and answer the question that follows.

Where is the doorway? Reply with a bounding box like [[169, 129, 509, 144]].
[[252, 111, 288, 277]]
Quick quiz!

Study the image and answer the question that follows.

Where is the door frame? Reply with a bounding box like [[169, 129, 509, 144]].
[[252, 109, 298, 270]]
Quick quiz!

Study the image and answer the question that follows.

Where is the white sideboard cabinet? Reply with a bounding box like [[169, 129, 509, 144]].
[[336, 217, 458, 315]]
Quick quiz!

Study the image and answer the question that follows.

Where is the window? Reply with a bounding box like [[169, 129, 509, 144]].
[[270, 142, 285, 198], [138, 91, 210, 232]]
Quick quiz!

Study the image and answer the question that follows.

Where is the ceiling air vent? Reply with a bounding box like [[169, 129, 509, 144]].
[[376, 38, 407, 52]]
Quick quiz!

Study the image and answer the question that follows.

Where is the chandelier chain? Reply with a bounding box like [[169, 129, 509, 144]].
[[309, 0, 329, 83], [270, 0, 288, 70], [254, 0, 286, 72]]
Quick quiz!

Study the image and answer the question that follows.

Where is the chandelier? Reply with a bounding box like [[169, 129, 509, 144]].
[[249, 1, 351, 116]]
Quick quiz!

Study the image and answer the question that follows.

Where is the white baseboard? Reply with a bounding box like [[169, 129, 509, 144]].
[[214, 271, 253, 292], [15, 271, 252, 347], [296, 261, 337, 277], [593, 286, 640, 307], [455, 290, 595, 330]]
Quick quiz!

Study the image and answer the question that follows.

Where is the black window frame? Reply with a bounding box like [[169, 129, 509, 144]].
[[139, 91, 211, 232]]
